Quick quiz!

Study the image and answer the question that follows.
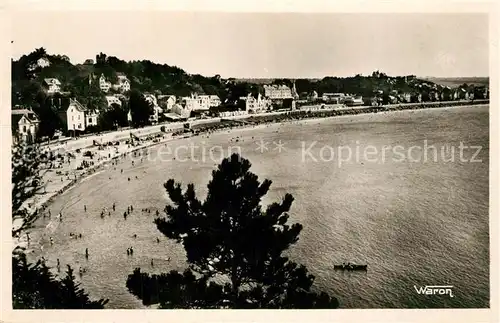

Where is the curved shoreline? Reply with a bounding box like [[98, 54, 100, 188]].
[[13, 101, 488, 249]]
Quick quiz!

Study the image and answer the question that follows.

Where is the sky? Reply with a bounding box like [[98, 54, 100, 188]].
[[10, 12, 489, 78]]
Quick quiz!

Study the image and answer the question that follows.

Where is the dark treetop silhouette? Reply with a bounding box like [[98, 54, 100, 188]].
[[127, 153, 339, 308]]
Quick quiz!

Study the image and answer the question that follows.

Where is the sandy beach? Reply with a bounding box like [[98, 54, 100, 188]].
[[12, 102, 488, 251]]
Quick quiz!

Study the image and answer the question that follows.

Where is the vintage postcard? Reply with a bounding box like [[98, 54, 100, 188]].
[[1, 1, 498, 322]]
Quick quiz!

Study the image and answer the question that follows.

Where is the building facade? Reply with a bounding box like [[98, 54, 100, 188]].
[[181, 94, 210, 111], [171, 103, 192, 118], [239, 93, 269, 112], [115, 75, 131, 93], [11, 108, 40, 143], [66, 98, 97, 132], [99, 74, 112, 93], [144, 94, 162, 124], [158, 95, 177, 111], [209, 95, 221, 107], [37, 57, 51, 68], [44, 78, 62, 94], [263, 85, 293, 100], [322, 93, 345, 103]]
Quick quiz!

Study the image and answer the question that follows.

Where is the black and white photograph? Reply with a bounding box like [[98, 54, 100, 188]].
[[2, 2, 498, 322]]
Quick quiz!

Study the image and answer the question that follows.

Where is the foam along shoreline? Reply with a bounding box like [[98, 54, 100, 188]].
[[12, 100, 488, 250]]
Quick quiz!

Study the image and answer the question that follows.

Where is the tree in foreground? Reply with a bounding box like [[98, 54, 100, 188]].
[[127, 153, 339, 308], [12, 251, 109, 309], [11, 141, 108, 308]]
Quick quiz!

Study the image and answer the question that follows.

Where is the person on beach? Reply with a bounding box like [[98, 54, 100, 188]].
[[128, 177, 130, 181], [121, 169, 123, 174], [57, 259, 60, 272], [130, 205, 133, 212], [113, 203, 116, 211], [85, 248, 89, 259], [156, 210, 159, 216], [123, 212, 127, 220], [79, 267, 83, 276], [79, 233, 82, 238], [130, 247, 133, 256], [151, 259, 154, 267], [127, 248, 130, 256], [84, 205, 86, 212], [26, 233, 30, 245], [50, 237, 54, 245], [133, 234, 137, 239], [156, 237, 160, 243]]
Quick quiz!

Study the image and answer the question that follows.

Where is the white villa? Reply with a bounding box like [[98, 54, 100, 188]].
[[99, 74, 112, 93], [66, 98, 99, 132], [181, 94, 211, 111], [158, 95, 177, 111], [322, 93, 347, 104], [43, 78, 62, 94], [263, 84, 293, 100], [28, 57, 51, 71], [209, 95, 221, 107], [37, 57, 51, 68], [114, 75, 131, 93], [11, 108, 40, 143]]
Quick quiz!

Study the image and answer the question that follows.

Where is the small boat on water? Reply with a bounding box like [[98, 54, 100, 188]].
[[334, 263, 367, 271]]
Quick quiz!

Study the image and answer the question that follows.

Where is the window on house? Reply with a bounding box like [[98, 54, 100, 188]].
[[72, 116, 74, 121], [23, 125, 26, 132], [78, 115, 80, 120]]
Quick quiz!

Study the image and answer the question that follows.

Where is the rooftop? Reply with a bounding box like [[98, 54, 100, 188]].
[[44, 78, 61, 85]]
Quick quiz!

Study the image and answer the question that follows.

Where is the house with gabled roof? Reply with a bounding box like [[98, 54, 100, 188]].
[[66, 98, 99, 132], [158, 95, 177, 111], [99, 74, 112, 93], [114, 74, 131, 93], [11, 107, 40, 144], [43, 78, 62, 94]]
